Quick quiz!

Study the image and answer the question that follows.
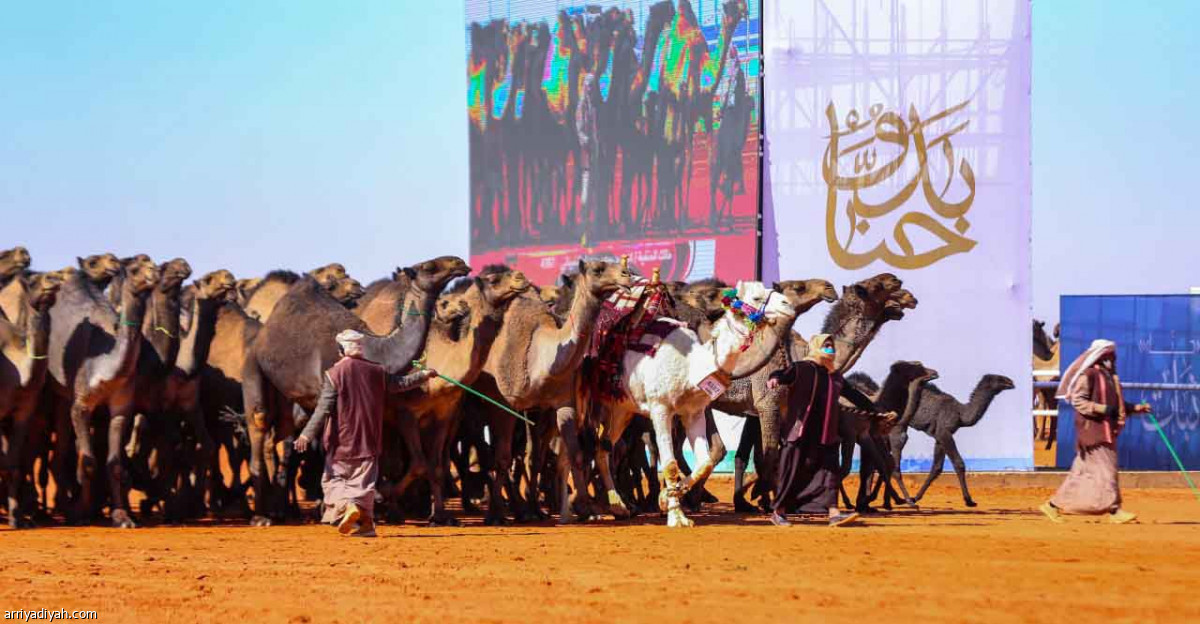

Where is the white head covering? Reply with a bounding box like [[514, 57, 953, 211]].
[[336, 329, 365, 358], [1055, 339, 1116, 400]]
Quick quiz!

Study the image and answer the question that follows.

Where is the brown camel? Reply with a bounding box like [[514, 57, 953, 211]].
[[391, 266, 530, 525], [197, 291, 264, 515], [0, 271, 64, 527], [1032, 320, 1061, 447], [474, 259, 631, 523], [241, 256, 469, 525], [238, 271, 302, 322], [45, 260, 161, 527], [0, 246, 32, 321], [134, 269, 237, 520], [307, 263, 348, 290]]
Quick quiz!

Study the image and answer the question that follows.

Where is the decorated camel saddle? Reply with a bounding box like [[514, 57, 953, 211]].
[[584, 266, 684, 400]]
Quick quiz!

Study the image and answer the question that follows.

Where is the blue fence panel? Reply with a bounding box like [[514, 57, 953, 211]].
[[1058, 295, 1200, 470]]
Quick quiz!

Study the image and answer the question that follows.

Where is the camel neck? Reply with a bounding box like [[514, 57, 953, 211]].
[[372, 283, 437, 375], [146, 287, 182, 367], [709, 313, 753, 376], [544, 285, 602, 379], [175, 296, 220, 377], [962, 381, 1004, 427]]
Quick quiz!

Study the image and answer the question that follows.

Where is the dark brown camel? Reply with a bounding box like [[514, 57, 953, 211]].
[[0, 271, 64, 527], [0, 246, 33, 322], [45, 260, 161, 527], [890, 373, 1016, 507], [241, 256, 468, 525], [843, 361, 938, 512]]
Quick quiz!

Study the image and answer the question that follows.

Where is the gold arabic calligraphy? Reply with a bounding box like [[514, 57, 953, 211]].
[[823, 100, 977, 270]]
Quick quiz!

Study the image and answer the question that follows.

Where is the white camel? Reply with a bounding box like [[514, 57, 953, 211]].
[[595, 281, 796, 527]]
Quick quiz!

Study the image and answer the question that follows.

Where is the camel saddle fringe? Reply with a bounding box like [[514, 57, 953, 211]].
[[584, 277, 680, 400]]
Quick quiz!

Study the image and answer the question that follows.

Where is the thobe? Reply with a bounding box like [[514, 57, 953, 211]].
[[1051, 366, 1136, 514], [300, 356, 431, 524]]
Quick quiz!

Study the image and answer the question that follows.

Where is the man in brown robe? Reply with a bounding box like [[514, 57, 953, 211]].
[[766, 334, 896, 527], [1040, 339, 1150, 524], [295, 330, 436, 537]]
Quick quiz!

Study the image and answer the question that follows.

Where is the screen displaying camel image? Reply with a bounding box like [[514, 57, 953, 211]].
[[466, 0, 761, 284]]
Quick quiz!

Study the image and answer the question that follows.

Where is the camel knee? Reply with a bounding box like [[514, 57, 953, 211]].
[[78, 454, 97, 483]]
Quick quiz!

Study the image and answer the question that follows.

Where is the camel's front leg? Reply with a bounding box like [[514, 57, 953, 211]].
[[684, 411, 722, 494], [649, 407, 691, 528], [596, 410, 632, 519]]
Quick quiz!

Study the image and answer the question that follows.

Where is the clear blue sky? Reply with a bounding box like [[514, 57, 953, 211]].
[[1, 1, 1196, 322]]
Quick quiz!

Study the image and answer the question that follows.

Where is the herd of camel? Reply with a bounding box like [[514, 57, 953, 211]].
[[0, 244, 1016, 530]]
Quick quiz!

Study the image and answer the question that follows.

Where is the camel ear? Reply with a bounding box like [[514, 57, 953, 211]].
[[401, 267, 417, 281], [771, 282, 781, 292], [76, 256, 86, 269], [577, 259, 587, 274], [851, 284, 868, 298], [560, 273, 574, 288]]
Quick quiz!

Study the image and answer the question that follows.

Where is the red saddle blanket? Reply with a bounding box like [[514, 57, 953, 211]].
[[584, 279, 680, 400]]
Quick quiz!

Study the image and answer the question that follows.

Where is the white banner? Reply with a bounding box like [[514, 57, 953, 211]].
[[762, 0, 1033, 470]]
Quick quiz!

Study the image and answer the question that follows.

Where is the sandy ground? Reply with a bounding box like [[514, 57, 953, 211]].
[[2, 479, 1199, 624]]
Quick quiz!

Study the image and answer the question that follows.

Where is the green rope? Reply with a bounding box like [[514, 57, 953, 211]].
[[1144, 410, 1200, 503], [119, 316, 140, 328], [412, 360, 534, 426]]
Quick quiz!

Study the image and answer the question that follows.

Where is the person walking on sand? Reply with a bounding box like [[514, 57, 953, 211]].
[[294, 330, 436, 537], [1040, 339, 1151, 525], [766, 334, 897, 528]]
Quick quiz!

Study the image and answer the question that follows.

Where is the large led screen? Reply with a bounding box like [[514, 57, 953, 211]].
[[466, 0, 761, 283]]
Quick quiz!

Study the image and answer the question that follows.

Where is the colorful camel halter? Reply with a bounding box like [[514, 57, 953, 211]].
[[720, 288, 772, 352]]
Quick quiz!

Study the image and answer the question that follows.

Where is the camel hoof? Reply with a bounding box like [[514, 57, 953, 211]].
[[483, 514, 510, 527], [111, 509, 137, 529], [734, 496, 757, 514], [427, 515, 460, 527], [250, 515, 272, 527], [964, 499, 978, 508], [462, 502, 483, 516], [8, 516, 34, 530]]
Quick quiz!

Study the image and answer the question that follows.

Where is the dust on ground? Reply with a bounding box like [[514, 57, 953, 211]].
[[2, 479, 1198, 623]]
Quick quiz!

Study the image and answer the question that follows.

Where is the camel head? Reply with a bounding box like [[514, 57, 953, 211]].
[[193, 269, 236, 302], [576, 259, 633, 299], [329, 277, 366, 307], [538, 284, 565, 308], [981, 374, 1017, 393], [773, 279, 837, 315], [309, 263, 348, 290], [476, 266, 531, 309], [403, 256, 471, 295], [679, 278, 730, 321], [234, 277, 262, 307], [733, 281, 796, 325], [28, 270, 65, 312], [123, 260, 161, 296], [433, 286, 472, 340], [76, 253, 122, 286], [1032, 320, 1055, 358], [889, 360, 939, 385], [0, 246, 31, 282], [157, 258, 193, 293], [883, 288, 918, 321]]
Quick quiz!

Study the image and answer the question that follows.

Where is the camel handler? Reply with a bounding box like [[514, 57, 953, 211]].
[[1040, 339, 1150, 524], [294, 329, 437, 537], [766, 334, 897, 528]]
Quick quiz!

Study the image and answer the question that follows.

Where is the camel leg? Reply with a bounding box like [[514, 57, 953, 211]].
[[684, 411, 723, 502], [484, 414, 515, 526], [392, 408, 429, 496], [594, 409, 632, 520], [50, 396, 77, 514], [68, 402, 98, 525], [105, 400, 136, 529], [555, 406, 588, 524], [939, 435, 976, 507], [649, 407, 692, 528], [426, 420, 458, 527], [180, 407, 214, 518], [522, 417, 550, 521], [4, 404, 35, 528], [914, 442, 947, 503]]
